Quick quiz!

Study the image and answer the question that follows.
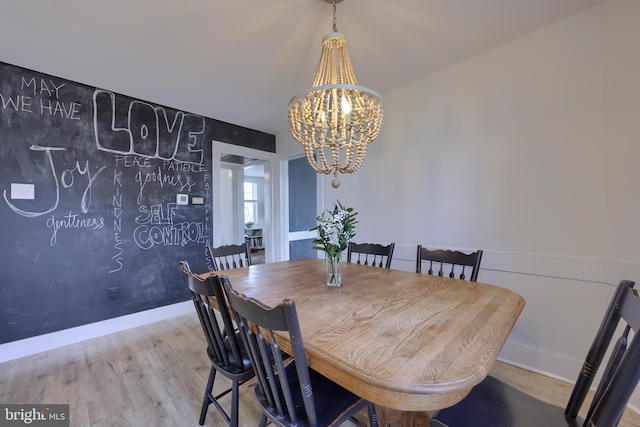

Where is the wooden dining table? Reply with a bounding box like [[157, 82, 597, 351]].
[[207, 258, 525, 425]]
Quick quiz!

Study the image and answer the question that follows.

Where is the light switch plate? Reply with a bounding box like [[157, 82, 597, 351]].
[[176, 194, 189, 205], [11, 183, 35, 200]]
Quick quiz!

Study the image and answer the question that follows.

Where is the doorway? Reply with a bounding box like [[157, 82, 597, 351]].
[[285, 156, 318, 260], [243, 162, 266, 264], [212, 142, 275, 264]]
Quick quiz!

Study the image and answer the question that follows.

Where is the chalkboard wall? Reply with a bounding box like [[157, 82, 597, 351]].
[[0, 61, 275, 344]]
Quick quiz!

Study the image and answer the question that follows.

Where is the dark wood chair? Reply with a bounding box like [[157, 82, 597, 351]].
[[431, 279, 640, 427], [207, 242, 251, 271], [180, 261, 254, 427], [347, 242, 395, 269], [221, 276, 379, 427], [416, 246, 483, 281]]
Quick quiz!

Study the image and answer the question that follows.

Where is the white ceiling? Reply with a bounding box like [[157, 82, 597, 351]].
[[0, 0, 600, 137]]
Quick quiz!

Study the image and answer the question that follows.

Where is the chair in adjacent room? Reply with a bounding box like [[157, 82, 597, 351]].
[[431, 279, 640, 427], [221, 276, 379, 427], [347, 242, 395, 269], [207, 242, 251, 271], [180, 261, 254, 427], [416, 245, 483, 281]]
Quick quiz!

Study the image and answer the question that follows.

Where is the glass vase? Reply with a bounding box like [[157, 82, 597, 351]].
[[326, 254, 342, 287]]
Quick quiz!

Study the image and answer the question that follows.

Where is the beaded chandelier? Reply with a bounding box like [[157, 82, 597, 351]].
[[288, 0, 383, 188]]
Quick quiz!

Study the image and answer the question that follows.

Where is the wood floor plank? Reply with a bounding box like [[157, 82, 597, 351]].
[[0, 313, 638, 426]]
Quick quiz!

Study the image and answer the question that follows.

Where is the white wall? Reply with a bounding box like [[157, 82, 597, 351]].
[[601, 0, 640, 263], [279, 0, 640, 410]]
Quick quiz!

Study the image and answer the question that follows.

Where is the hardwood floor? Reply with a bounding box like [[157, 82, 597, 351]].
[[1, 313, 639, 426]]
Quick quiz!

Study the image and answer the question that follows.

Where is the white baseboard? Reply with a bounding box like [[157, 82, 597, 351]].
[[498, 338, 579, 384], [0, 301, 193, 364]]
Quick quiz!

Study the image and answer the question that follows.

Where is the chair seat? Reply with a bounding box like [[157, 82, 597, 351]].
[[207, 331, 253, 376], [432, 375, 583, 427], [255, 362, 366, 427]]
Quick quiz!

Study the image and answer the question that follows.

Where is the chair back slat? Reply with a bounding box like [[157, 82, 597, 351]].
[[207, 243, 251, 271], [416, 246, 483, 281], [347, 242, 395, 269], [565, 280, 632, 419], [197, 292, 228, 365], [222, 277, 321, 426], [249, 324, 288, 419], [585, 326, 629, 424], [588, 329, 640, 425]]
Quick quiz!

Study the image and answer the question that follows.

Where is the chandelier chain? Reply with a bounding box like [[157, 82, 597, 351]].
[[332, 0, 338, 33]]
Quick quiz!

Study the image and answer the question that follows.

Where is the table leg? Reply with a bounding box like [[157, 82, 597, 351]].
[[375, 406, 432, 427]]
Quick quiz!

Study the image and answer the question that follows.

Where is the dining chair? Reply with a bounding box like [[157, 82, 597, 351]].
[[347, 241, 395, 268], [416, 246, 483, 281], [180, 261, 254, 427], [221, 276, 379, 427], [431, 279, 640, 427], [207, 242, 251, 271]]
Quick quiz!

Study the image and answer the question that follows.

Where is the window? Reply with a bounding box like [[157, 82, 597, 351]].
[[244, 181, 257, 225]]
